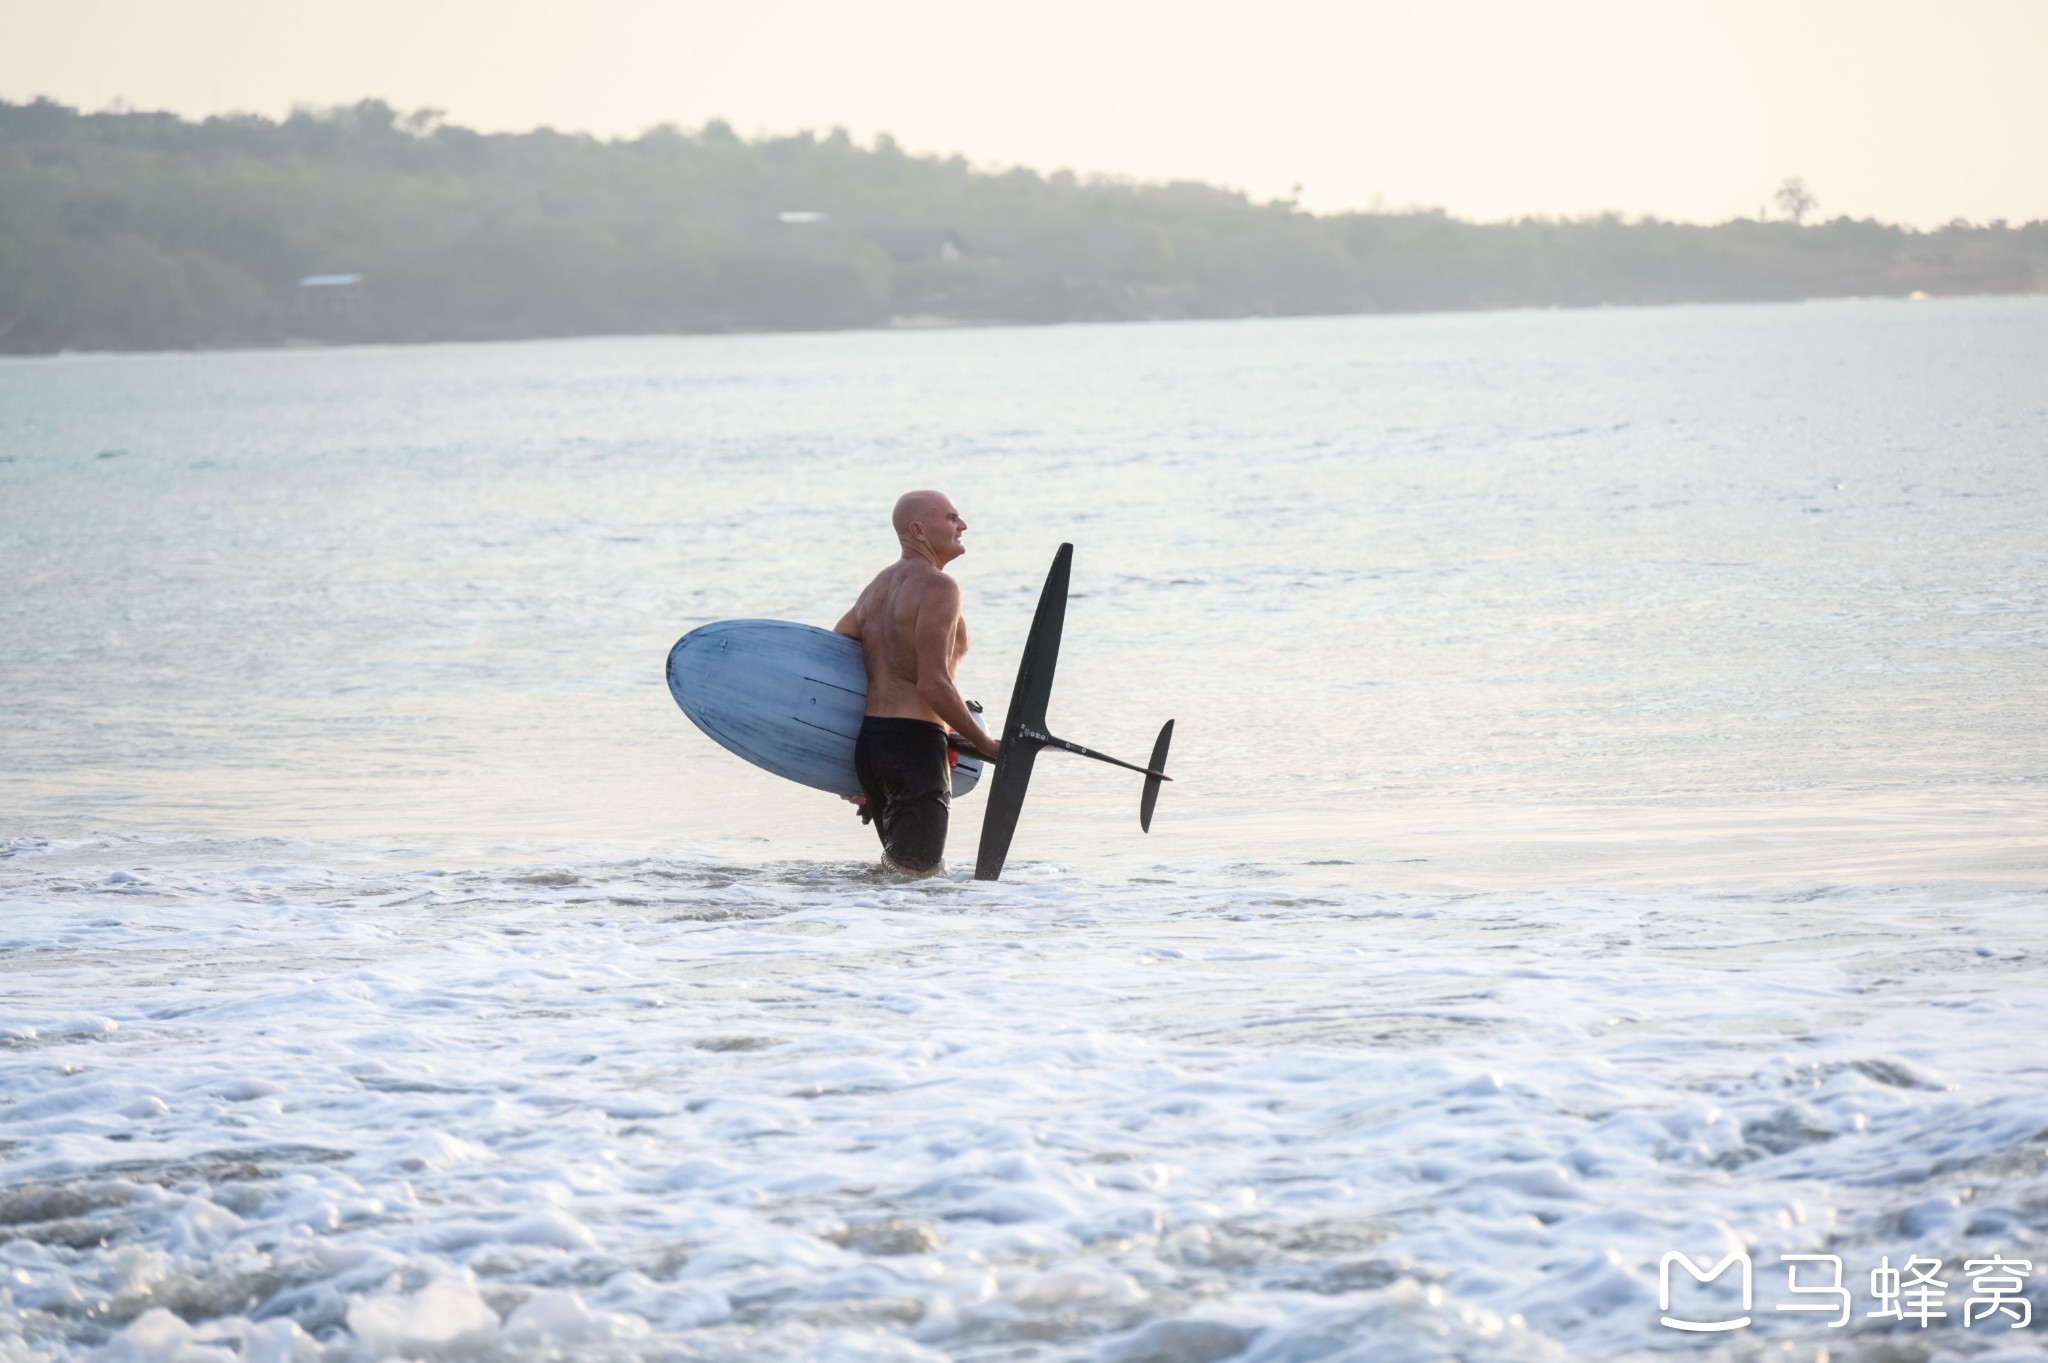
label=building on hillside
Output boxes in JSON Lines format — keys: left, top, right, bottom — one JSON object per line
{"left": 288, "top": 275, "right": 370, "bottom": 318}
{"left": 268, "top": 274, "right": 373, "bottom": 342}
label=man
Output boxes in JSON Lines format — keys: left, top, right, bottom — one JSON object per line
{"left": 834, "top": 490, "right": 1001, "bottom": 875}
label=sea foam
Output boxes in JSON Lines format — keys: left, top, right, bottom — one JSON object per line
{"left": 2, "top": 837, "right": 2042, "bottom": 1360}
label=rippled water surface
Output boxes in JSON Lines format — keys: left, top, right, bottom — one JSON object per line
{"left": 2, "top": 299, "right": 2045, "bottom": 1360}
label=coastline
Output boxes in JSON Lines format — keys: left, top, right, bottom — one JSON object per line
{"left": 1, "top": 288, "right": 2043, "bottom": 363}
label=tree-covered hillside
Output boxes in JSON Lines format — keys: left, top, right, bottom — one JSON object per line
{"left": 2, "top": 98, "right": 2043, "bottom": 353}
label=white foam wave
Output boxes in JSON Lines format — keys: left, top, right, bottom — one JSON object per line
{"left": 0, "top": 837, "right": 2042, "bottom": 1360}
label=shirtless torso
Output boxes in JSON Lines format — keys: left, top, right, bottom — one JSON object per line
{"left": 833, "top": 494, "right": 999, "bottom": 757}
{"left": 838, "top": 562, "right": 975, "bottom": 728}
{"left": 832, "top": 491, "right": 999, "bottom": 874}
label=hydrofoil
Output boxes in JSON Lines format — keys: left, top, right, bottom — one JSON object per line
{"left": 975, "top": 543, "right": 1175, "bottom": 881}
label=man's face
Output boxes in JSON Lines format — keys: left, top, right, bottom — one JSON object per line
{"left": 923, "top": 499, "right": 968, "bottom": 559}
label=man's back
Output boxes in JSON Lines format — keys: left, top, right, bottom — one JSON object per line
{"left": 845, "top": 559, "right": 967, "bottom": 723}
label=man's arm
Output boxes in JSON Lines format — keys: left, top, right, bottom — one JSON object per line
{"left": 913, "top": 579, "right": 1000, "bottom": 759}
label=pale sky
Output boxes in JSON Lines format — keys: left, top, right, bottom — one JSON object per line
{"left": 6, "top": 0, "right": 2046, "bottom": 226}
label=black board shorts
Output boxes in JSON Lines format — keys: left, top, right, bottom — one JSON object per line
{"left": 854, "top": 717, "right": 951, "bottom": 873}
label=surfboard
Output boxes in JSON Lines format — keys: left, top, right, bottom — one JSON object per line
{"left": 665, "top": 620, "right": 985, "bottom": 799}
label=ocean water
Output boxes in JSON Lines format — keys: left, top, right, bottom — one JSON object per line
{"left": 2, "top": 298, "right": 2044, "bottom": 1361}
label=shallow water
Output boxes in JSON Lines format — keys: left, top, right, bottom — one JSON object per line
{"left": 2, "top": 299, "right": 2046, "bottom": 1360}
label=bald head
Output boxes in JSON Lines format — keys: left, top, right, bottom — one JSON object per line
{"left": 891, "top": 490, "right": 968, "bottom": 566}
{"left": 892, "top": 490, "right": 948, "bottom": 540}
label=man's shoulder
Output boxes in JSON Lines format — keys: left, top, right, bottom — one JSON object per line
{"left": 914, "top": 567, "right": 963, "bottom": 605}
{"left": 869, "top": 560, "right": 960, "bottom": 612}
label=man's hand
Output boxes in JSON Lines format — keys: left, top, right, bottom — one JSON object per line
{"left": 950, "top": 730, "right": 1001, "bottom": 761}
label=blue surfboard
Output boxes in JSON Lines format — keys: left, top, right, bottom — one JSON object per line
{"left": 665, "top": 619, "right": 985, "bottom": 799}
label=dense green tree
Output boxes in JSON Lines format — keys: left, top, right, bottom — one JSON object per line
{"left": 0, "top": 98, "right": 2041, "bottom": 353}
